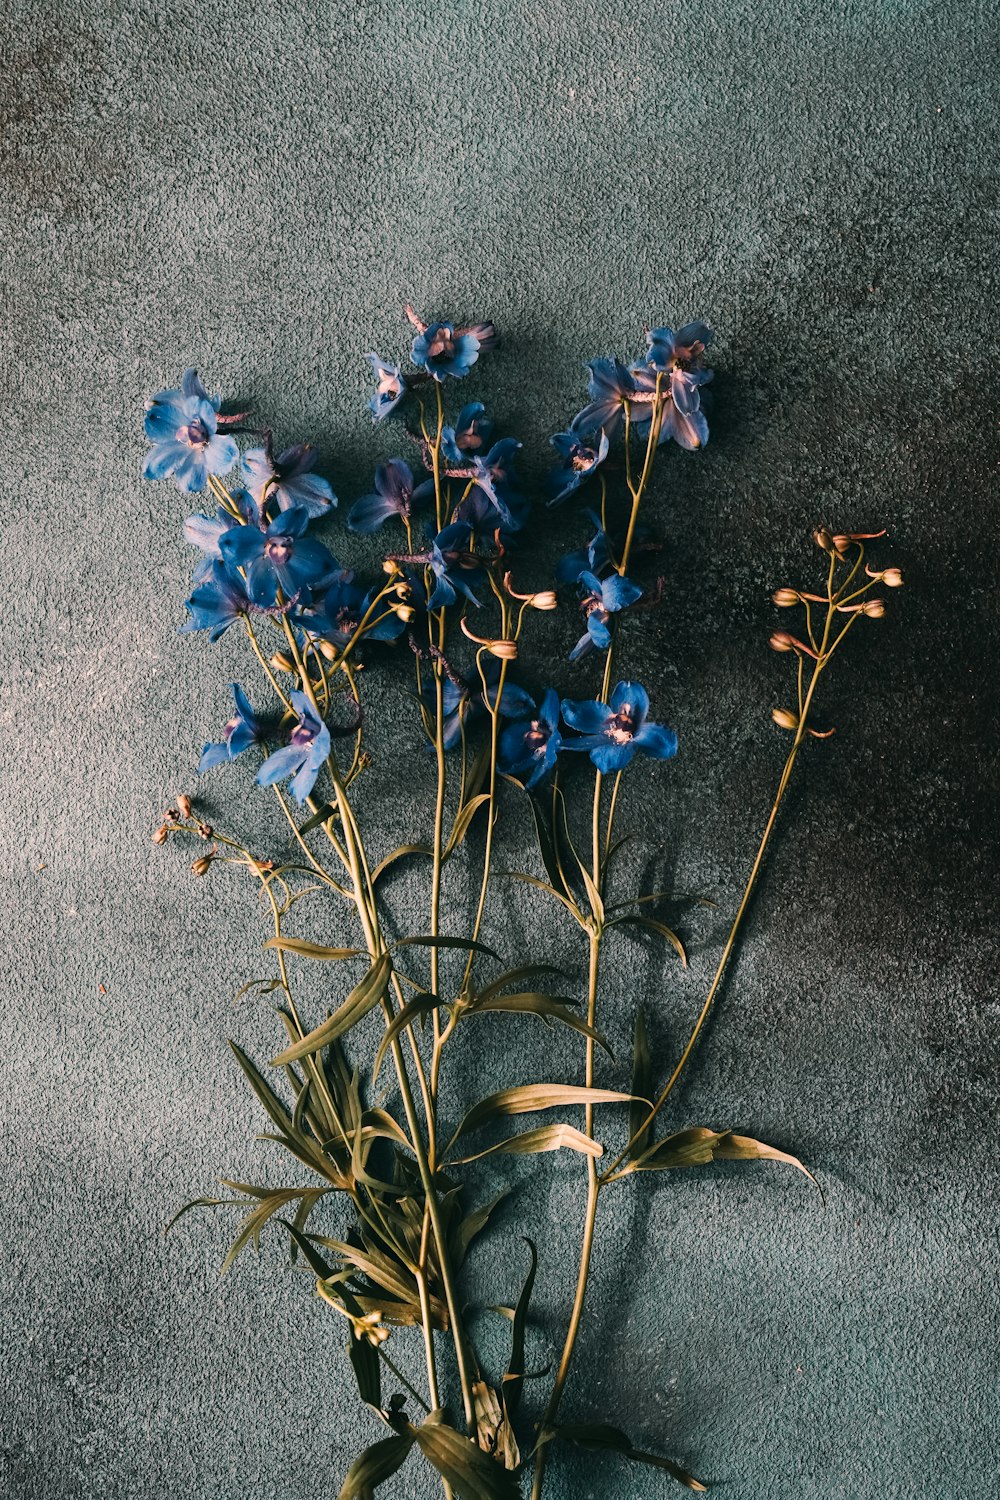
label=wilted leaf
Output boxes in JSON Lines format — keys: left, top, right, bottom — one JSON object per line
{"left": 628, "top": 1127, "right": 819, "bottom": 1189}
{"left": 452, "top": 1191, "right": 509, "bottom": 1267}
{"left": 467, "top": 991, "right": 612, "bottom": 1055}
{"left": 265, "top": 937, "right": 365, "bottom": 961}
{"left": 370, "top": 843, "right": 432, "bottom": 884}
{"left": 552, "top": 1422, "right": 706, "bottom": 1492}
{"left": 299, "top": 802, "right": 338, "bottom": 835}
{"left": 448, "top": 1122, "right": 604, "bottom": 1166}
{"left": 393, "top": 934, "right": 499, "bottom": 960}
{"left": 472, "top": 1381, "right": 520, "bottom": 1470}
{"left": 269, "top": 954, "right": 393, "bottom": 1066}
{"left": 411, "top": 1413, "right": 520, "bottom": 1499}
{"left": 618, "top": 915, "right": 688, "bottom": 966}
{"left": 503, "top": 1238, "right": 537, "bottom": 1415}
{"left": 507, "top": 871, "right": 582, "bottom": 920}
{"left": 445, "top": 793, "right": 491, "bottom": 855}
{"left": 163, "top": 1196, "right": 228, "bottom": 1234}
{"left": 473, "top": 964, "right": 563, "bottom": 1004}
{"left": 452, "top": 1083, "right": 634, "bottom": 1143}
{"left": 372, "top": 994, "right": 441, "bottom": 1083}
{"left": 524, "top": 792, "right": 571, "bottom": 898}
{"left": 338, "top": 1433, "right": 414, "bottom": 1500}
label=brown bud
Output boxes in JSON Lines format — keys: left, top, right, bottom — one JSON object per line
{"left": 316, "top": 639, "right": 338, "bottom": 661}
{"left": 191, "top": 855, "right": 213, "bottom": 877}
{"left": 881, "top": 567, "right": 903, "bottom": 587}
{"left": 769, "top": 631, "right": 796, "bottom": 652}
{"left": 197, "top": 822, "right": 213, "bottom": 839}
{"left": 813, "top": 527, "right": 834, "bottom": 553}
{"left": 392, "top": 604, "right": 415, "bottom": 623}
{"left": 152, "top": 825, "right": 169, "bottom": 845}
{"left": 164, "top": 807, "right": 180, "bottom": 822}
{"left": 772, "top": 708, "right": 799, "bottom": 730}
{"left": 862, "top": 598, "right": 886, "bottom": 618}
{"left": 270, "top": 651, "right": 295, "bottom": 672}
{"left": 176, "top": 794, "right": 192, "bottom": 819}
{"left": 486, "top": 639, "right": 518, "bottom": 660}
{"left": 772, "top": 588, "right": 800, "bottom": 607}
{"left": 382, "top": 558, "right": 402, "bottom": 576}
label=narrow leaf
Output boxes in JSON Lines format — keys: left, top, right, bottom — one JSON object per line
{"left": 299, "top": 802, "right": 338, "bottom": 835}
{"left": 338, "top": 1434, "right": 414, "bottom": 1500}
{"left": 370, "top": 842, "right": 432, "bottom": 884}
{"left": 631, "top": 1126, "right": 819, "bottom": 1189}
{"left": 472, "top": 1381, "right": 520, "bottom": 1470}
{"left": 452, "top": 1083, "right": 634, "bottom": 1142}
{"left": 622, "top": 915, "right": 688, "bottom": 966}
{"left": 445, "top": 793, "right": 491, "bottom": 855}
{"left": 473, "top": 964, "right": 563, "bottom": 1004}
{"left": 448, "top": 1123, "right": 604, "bottom": 1166}
{"left": 264, "top": 937, "right": 364, "bottom": 961}
{"left": 372, "top": 994, "right": 441, "bottom": 1083}
{"left": 507, "top": 870, "right": 582, "bottom": 919}
{"left": 393, "top": 934, "right": 500, "bottom": 960}
{"left": 269, "top": 954, "right": 392, "bottom": 1066}
{"left": 468, "top": 992, "right": 612, "bottom": 1054}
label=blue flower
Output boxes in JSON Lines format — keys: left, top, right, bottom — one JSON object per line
{"left": 421, "top": 659, "right": 534, "bottom": 750}
{"left": 548, "top": 428, "right": 610, "bottom": 505}
{"left": 184, "top": 493, "right": 259, "bottom": 581}
{"left": 256, "top": 691, "right": 331, "bottom": 804}
{"left": 348, "top": 459, "right": 423, "bottom": 534}
{"left": 408, "top": 307, "right": 498, "bottom": 382}
{"left": 631, "top": 323, "right": 713, "bottom": 450}
{"left": 571, "top": 359, "right": 636, "bottom": 439}
{"left": 441, "top": 402, "right": 494, "bottom": 462}
{"left": 561, "top": 681, "right": 677, "bottom": 773}
{"left": 219, "top": 506, "right": 336, "bottom": 606}
{"left": 241, "top": 442, "right": 336, "bottom": 518}
{"left": 180, "top": 560, "right": 257, "bottom": 641}
{"left": 366, "top": 353, "right": 408, "bottom": 420}
{"left": 569, "top": 571, "right": 643, "bottom": 661}
{"left": 305, "top": 571, "right": 404, "bottom": 649}
{"left": 426, "top": 522, "right": 483, "bottom": 609}
{"left": 629, "top": 361, "right": 709, "bottom": 450}
{"left": 143, "top": 368, "right": 239, "bottom": 493}
{"left": 199, "top": 684, "right": 272, "bottom": 772}
{"left": 499, "top": 688, "right": 563, "bottom": 789}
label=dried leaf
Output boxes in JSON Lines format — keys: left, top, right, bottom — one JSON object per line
{"left": 372, "top": 994, "right": 441, "bottom": 1083}
{"left": 338, "top": 1434, "right": 414, "bottom": 1500}
{"left": 370, "top": 843, "right": 432, "bottom": 884}
{"left": 269, "top": 955, "right": 393, "bottom": 1066}
{"left": 552, "top": 1422, "right": 706, "bottom": 1492}
{"left": 473, "top": 964, "right": 563, "bottom": 1004}
{"left": 264, "top": 937, "right": 364, "bottom": 961}
{"left": 630, "top": 1126, "right": 819, "bottom": 1190}
{"left": 452, "top": 1083, "right": 634, "bottom": 1142}
{"left": 467, "top": 991, "right": 612, "bottom": 1055}
{"left": 503, "top": 1238, "right": 537, "bottom": 1415}
{"left": 445, "top": 793, "right": 491, "bottom": 856}
{"left": 472, "top": 1381, "right": 520, "bottom": 1470}
{"left": 448, "top": 1122, "right": 604, "bottom": 1166}
{"left": 619, "top": 914, "right": 688, "bottom": 966}
{"left": 410, "top": 1413, "right": 520, "bottom": 1499}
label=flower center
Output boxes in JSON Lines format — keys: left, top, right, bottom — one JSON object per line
{"left": 178, "top": 417, "right": 210, "bottom": 448}
{"left": 606, "top": 704, "right": 635, "bottom": 744}
{"left": 525, "top": 721, "right": 548, "bottom": 755}
{"left": 427, "top": 328, "right": 455, "bottom": 360}
{"left": 265, "top": 538, "right": 292, "bottom": 565}
{"left": 291, "top": 722, "right": 315, "bottom": 747}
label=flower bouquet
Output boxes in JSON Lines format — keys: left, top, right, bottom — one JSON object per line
{"left": 148, "top": 306, "right": 901, "bottom": 1498}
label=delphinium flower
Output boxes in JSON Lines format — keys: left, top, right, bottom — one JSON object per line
{"left": 418, "top": 432, "right": 527, "bottom": 538}
{"left": 183, "top": 493, "right": 260, "bottom": 581}
{"left": 441, "top": 402, "right": 493, "bottom": 461}
{"left": 366, "top": 353, "right": 408, "bottom": 420}
{"left": 421, "top": 659, "right": 535, "bottom": 750}
{"left": 407, "top": 304, "right": 499, "bottom": 381}
{"left": 199, "top": 685, "right": 272, "bottom": 772}
{"left": 423, "top": 522, "right": 484, "bottom": 609}
{"left": 568, "top": 571, "right": 643, "bottom": 661}
{"left": 629, "top": 322, "right": 713, "bottom": 450}
{"left": 561, "top": 680, "right": 677, "bottom": 772}
{"left": 143, "top": 368, "right": 239, "bottom": 493}
{"left": 180, "top": 560, "right": 258, "bottom": 641}
{"left": 347, "top": 459, "right": 424, "bottom": 535}
{"left": 218, "top": 506, "right": 337, "bottom": 605}
{"left": 548, "top": 428, "right": 610, "bottom": 505}
{"left": 240, "top": 440, "right": 336, "bottom": 518}
{"left": 255, "top": 691, "right": 330, "bottom": 803}
{"left": 571, "top": 359, "right": 636, "bottom": 439}
{"left": 498, "top": 688, "right": 563, "bottom": 788}
{"left": 555, "top": 511, "right": 614, "bottom": 583}
{"left": 303, "top": 570, "right": 405, "bottom": 651}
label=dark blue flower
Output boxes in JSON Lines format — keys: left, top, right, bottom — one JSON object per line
{"left": 426, "top": 522, "right": 483, "bottom": 609}
{"left": 571, "top": 359, "right": 636, "bottom": 439}
{"left": 304, "top": 571, "right": 404, "bottom": 649}
{"left": 184, "top": 493, "right": 260, "bottom": 581}
{"left": 256, "top": 691, "right": 331, "bottom": 804}
{"left": 561, "top": 681, "right": 677, "bottom": 773}
{"left": 199, "top": 684, "right": 272, "bottom": 772}
{"left": 348, "top": 459, "right": 423, "bottom": 534}
{"left": 441, "top": 402, "right": 494, "bottom": 462}
{"left": 548, "top": 428, "right": 610, "bottom": 505}
{"left": 408, "top": 307, "right": 498, "bottom": 382}
{"left": 499, "top": 688, "right": 563, "bottom": 789}
{"left": 569, "top": 571, "right": 643, "bottom": 661}
{"left": 180, "top": 560, "right": 257, "bottom": 641}
{"left": 219, "top": 506, "right": 336, "bottom": 606}
{"left": 241, "top": 443, "right": 336, "bottom": 518}
{"left": 143, "top": 368, "right": 239, "bottom": 493}
{"left": 367, "top": 353, "right": 408, "bottom": 420}
{"left": 421, "top": 659, "right": 534, "bottom": 751}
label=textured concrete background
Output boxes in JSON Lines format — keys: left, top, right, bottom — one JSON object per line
{"left": 2, "top": 1, "right": 998, "bottom": 1496}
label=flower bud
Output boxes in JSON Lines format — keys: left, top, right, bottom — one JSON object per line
{"left": 152, "top": 825, "right": 169, "bottom": 845}
{"left": 772, "top": 707, "right": 799, "bottom": 730}
{"left": 772, "top": 588, "right": 800, "bottom": 607}
{"left": 164, "top": 807, "right": 180, "bottom": 822}
{"left": 529, "top": 590, "right": 558, "bottom": 611}
{"left": 881, "top": 567, "right": 903, "bottom": 587}
{"left": 862, "top": 598, "right": 886, "bottom": 618}
{"left": 813, "top": 527, "right": 834, "bottom": 554}
{"left": 382, "top": 558, "right": 402, "bottom": 576}
{"left": 317, "top": 639, "right": 338, "bottom": 661}
{"left": 769, "top": 631, "right": 796, "bottom": 652}
{"left": 486, "top": 639, "right": 518, "bottom": 660}
{"left": 191, "top": 855, "right": 213, "bottom": 877}
{"left": 270, "top": 651, "right": 295, "bottom": 672}
{"left": 176, "top": 794, "right": 192, "bottom": 819}
{"left": 197, "top": 822, "right": 213, "bottom": 839}
{"left": 392, "top": 604, "right": 415, "bottom": 623}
